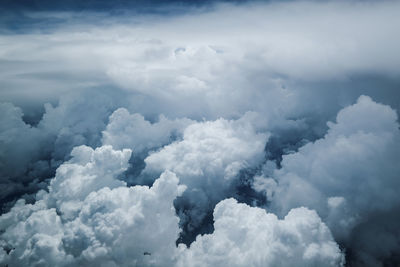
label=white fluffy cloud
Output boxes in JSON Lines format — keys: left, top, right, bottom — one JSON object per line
{"left": 1, "top": 95, "right": 399, "bottom": 266}
{"left": 144, "top": 113, "right": 268, "bottom": 181}
{"left": 0, "top": 145, "right": 186, "bottom": 267}
{"left": 143, "top": 113, "right": 269, "bottom": 232}
{"left": 0, "top": 142, "right": 345, "bottom": 267}
{"left": 269, "top": 95, "right": 400, "bottom": 224}
{"left": 0, "top": 88, "right": 127, "bottom": 206}
{"left": 177, "top": 198, "right": 344, "bottom": 267}
{"left": 254, "top": 95, "right": 400, "bottom": 265}
{"left": 102, "top": 107, "right": 194, "bottom": 153}
{"left": 1, "top": 1, "right": 400, "bottom": 266}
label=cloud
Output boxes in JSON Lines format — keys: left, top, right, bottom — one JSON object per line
{"left": 0, "top": 143, "right": 345, "bottom": 267}
{"left": 0, "top": 145, "right": 186, "bottom": 266}
{"left": 0, "top": 103, "right": 50, "bottom": 205}
{"left": 0, "top": 88, "right": 128, "bottom": 210}
{"left": 254, "top": 95, "right": 400, "bottom": 265}
{"left": 143, "top": 113, "right": 269, "bottom": 239}
{"left": 0, "top": 103, "right": 43, "bottom": 179}
{"left": 177, "top": 198, "right": 344, "bottom": 267}
{"left": 1, "top": 1, "right": 400, "bottom": 120}
{"left": 144, "top": 113, "right": 268, "bottom": 181}
{"left": 102, "top": 107, "right": 194, "bottom": 153}
{"left": 1, "top": 1, "right": 400, "bottom": 266}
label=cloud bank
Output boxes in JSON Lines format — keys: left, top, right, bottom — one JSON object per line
{"left": 0, "top": 144, "right": 344, "bottom": 267}
{"left": 1, "top": 0, "right": 400, "bottom": 266}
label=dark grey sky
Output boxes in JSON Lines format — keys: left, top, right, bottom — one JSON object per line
{"left": 1, "top": 0, "right": 257, "bottom": 13}
{"left": 0, "top": 0, "right": 255, "bottom": 33}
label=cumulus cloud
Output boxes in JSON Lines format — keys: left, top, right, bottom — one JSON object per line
{"left": 144, "top": 113, "right": 268, "bottom": 181}
{"left": 177, "top": 198, "right": 344, "bottom": 267}
{"left": 254, "top": 96, "right": 400, "bottom": 265}
{"left": 1, "top": 0, "right": 400, "bottom": 266}
{"left": 0, "top": 143, "right": 345, "bottom": 267}
{"left": 142, "top": 113, "right": 269, "bottom": 239}
{"left": 0, "top": 145, "right": 185, "bottom": 266}
{"left": 102, "top": 107, "right": 194, "bottom": 153}
{"left": 39, "top": 88, "right": 127, "bottom": 162}
{"left": 0, "top": 88, "right": 128, "bottom": 211}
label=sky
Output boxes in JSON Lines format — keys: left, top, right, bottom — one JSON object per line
{"left": 1, "top": 0, "right": 400, "bottom": 266}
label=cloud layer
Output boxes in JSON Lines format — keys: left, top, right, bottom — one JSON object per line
{"left": 1, "top": 1, "right": 400, "bottom": 266}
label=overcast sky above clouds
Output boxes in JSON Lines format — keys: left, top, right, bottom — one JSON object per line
{"left": 1, "top": 0, "right": 400, "bottom": 266}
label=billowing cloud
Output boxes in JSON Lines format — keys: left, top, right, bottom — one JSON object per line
{"left": 1, "top": 0, "right": 400, "bottom": 266}
{"left": 144, "top": 113, "right": 268, "bottom": 181}
{"left": 254, "top": 96, "right": 400, "bottom": 265}
{"left": 0, "top": 88, "right": 127, "bottom": 210}
{"left": 102, "top": 107, "right": 194, "bottom": 153}
{"left": 177, "top": 198, "right": 344, "bottom": 267}
{"left": 1, "top": 143, "right": 345, "bottom": 267}
{"left": 0, "top": 145, "right": 185, "bottom": 266}
{"left": 143, "top": 113, "right": 269, "bottom": 238}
